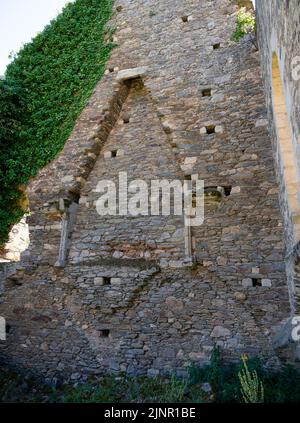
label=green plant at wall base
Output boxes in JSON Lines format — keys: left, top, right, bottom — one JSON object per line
{"left": 164, "top": 374, "right": 187, "bottom": 403}
{"left": 238, "top": 354, "right": 264, "bottom": 403}
{"left": 0, "top": 0, "right": 115, "bottom": 246}
{"left": 231, "top": 8, "right": 256, "bottom": 42}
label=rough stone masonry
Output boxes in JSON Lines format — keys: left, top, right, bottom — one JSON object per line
{"left": 0, "top": 0, "right": 295, "bottom": 383}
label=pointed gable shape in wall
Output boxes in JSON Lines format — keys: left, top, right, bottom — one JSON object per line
{"left": 68, "top": 78, "right": 186, "bottom": 265}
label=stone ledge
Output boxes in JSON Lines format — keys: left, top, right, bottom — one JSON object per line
{"left": 67, "top": 257, "right": 160, "bottom": 271}
{"left": 116, "top": 67, "right": 148, "bottom": 81}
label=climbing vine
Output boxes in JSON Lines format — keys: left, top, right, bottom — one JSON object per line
{"left": 0, "top": 0, "right": 115, "bottom": 246}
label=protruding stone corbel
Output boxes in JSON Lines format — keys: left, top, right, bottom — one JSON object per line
{"left": 116, "top": 67, "right": 148, "bottom": 82}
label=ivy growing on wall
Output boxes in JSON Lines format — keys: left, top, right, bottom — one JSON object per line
{"left": 0, "top": 0, "right": 115, "bottom": 246}
{"left": 0, "top": 81, "right": 29, "bottom": 246}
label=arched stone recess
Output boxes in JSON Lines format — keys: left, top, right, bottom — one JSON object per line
{"left": 271, "top": 51, "right": 300, "bottom": 312}
{"left": 272, "top": 53, "right": 300, "bottom": 243}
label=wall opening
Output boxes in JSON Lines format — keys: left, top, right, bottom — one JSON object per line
{"left": 100, "top": 329, "right": 110, "bottom": 337}
{"left": 223, "top": 186, "right": 232, "bottom": 196}
{"left": 213, "top": 43, "right": 220, "bottom": 50}
{"left": 181, "top": 15, "right": 190, "bottom": 23}
{"left": 202, "top": 88, "right": 212, "bottom": 97}
{"left": 204, "top": 186, "right": 232, "bottom": 198}
{"left": 252, "top": 278, "right": 262, "bottom": 287}
{"left": 206, "top": 125, "right": 216, "bottom": 134}
{"left": 103, "top": 277, "right": 111, "bottom": 286}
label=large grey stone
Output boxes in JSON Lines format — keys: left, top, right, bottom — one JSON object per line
{"left": 116, "top": 67, "right": 148, "bottom": 81}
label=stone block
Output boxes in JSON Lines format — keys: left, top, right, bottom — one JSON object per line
{"left": 215, "top": 125, "right": 224, "bottom": 133}
{"left": 234, "top": 292, "right": 247, "bottom": 301}
{"left": 211, "top": 326, "right": 231, "bottom": 338}
{"left": 242, "top": 278, "right": 253, "bottom": 287}
{"left": 117, "top": 149, "right": 125, "bottom": 157}
{"left": 116, "top": 67, "right": 148, "bottom": 81}
{"left": 104, "top": 151, "right": 112, "bottom": 159}
{"left": 184, "top": 157, "right": 197, "bottom": 165}
{"left": 111, "top": 277, "right": 121, "bottom": 285}
{"left": 231, "top": 186, "right": 241, "bottom": 194}
{"left": 255, "top": 118, "right": 268, "bottom": 127}
{"left": 262, "top": 279, "right": 272, "bottom": 287}
{"left": 94, "top": 277, "right": 104, "bottom": 286}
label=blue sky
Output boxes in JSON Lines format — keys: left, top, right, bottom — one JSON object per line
{"left": 0, "top": 0, "right": 74, "bottom": 75}
{"left": 0, "top": 0, "right": 256, "bottom": 76}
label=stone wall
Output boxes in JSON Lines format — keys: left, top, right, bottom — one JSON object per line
{"left": 256, "top": 0, "right": 300, "bottom": 312}
{"left": 0, "top": 0, "right": 292, "bottom": 382}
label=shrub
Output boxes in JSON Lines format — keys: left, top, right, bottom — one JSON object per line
{"left": 238, "top": 354, "right": 264, "bottom": 403}
{"left": 231, "top": 7, "right": 256, "bottom": 43}
{"left": 0, "top": 0, "right": 114, "bottom": 245}
{"left": 0, "top": 80, "right": 30, "bottom": 245}
{"left": 2, "top": 360, "right": 300, "bottom": 403}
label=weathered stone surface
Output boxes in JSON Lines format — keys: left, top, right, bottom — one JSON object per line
{"left": 234, "top": 292, "right": 247, "bottom": 302}
{"left": 0, "top": 0, "right": 294, "bottom": 383}
{"left": 242, "top": 278, "right": 253, "bottom": 288}
{"left": 211, "top": 326, "right": 231, "bottom": 338}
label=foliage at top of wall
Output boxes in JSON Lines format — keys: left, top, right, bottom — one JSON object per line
{"left": 0, "top": 0, "right": 115, "bottom": 246}
{"left": 231, "top": 7, "right": 256, "bottom": 43}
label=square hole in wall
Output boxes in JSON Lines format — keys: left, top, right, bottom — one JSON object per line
{"left": 252, "top": 278, "right": 262, "bottom": 287}
{"left": 202, "top": 88, "right": 212, "bottom": 97}
{"left": 223, "top": 186, "right": 232, "bottom": 197}
{"left": 206, "top": 125, "right": 216, "bottom": 134}
{"left": 184, "top": 174, "right": 192, "bottom": 181}
{"left": 108, "top": 67, "right": 115, "bottom": 73}
{"left": 103, "top": 277, "right": 111, "bottom": 286}
{"left": 111, "top": 150, "right": 118, "bottom": 158}
{"left": 100, "top": 329, "right": 110, "bottom": 337}
{"left": 181, "top": 15, "right": 189, "bottom": 22}
{"left": 204, "top": 186, "right": 223, "bottom": 203}
{"left": 213, "top": 43, "right": 221, "bottom": 50}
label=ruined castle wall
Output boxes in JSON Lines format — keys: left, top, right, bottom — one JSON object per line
{"left": 0, "top": 0, "right": 292, "bottom": 382}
